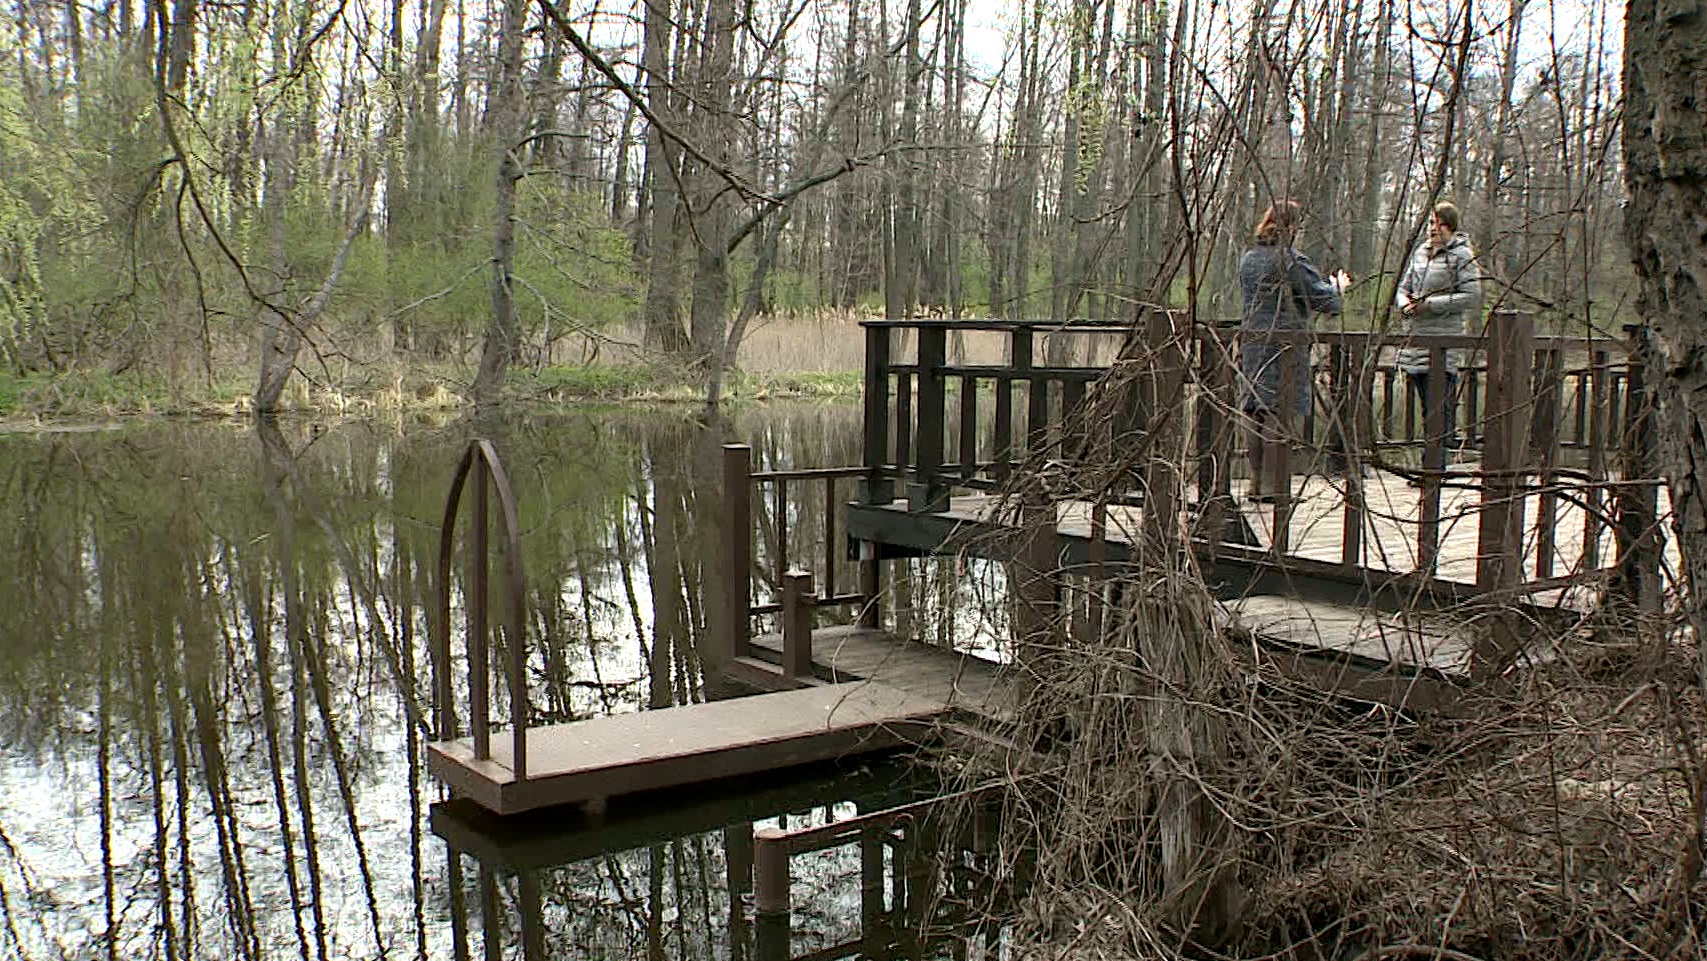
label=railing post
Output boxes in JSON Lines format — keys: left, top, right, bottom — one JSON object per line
{"left": 1193, "top": 326, "right": 1227, "bottom": 547}
{"left": 863, "top": 324, "right": 894, "bottom": 505}
{"left": 1142, "top": 310, "right": 1186, "bottom": 552}
{"left": 781, "top": 569, "right": 816, "bottom": 678}
{"left": 1476, "top": 311, "right": 1533, "bottom": 594}
{"left": 1021, "top": 326, "right": 1048, "bottom": 455}
{"left": 1533, "top": 348, "right": 1564, "bottom": 578}
{"left": 992, "top": 327, "right": 1022, "bottom": 481}
{"left": 1014, "top": 478, "right": 1059, "bottom": 666}
{"left": 959, "top": 373, "right": 980, "bottom": 482}
{"left": 1326, "top": 341, "right": 1350, "bottom": 475}
{"left": 1475, "top": 311, "right": 1533, "bottom": 677}
{"left": 723, "top": 444, "right": 753, "bottom": 660}
{"left": 909, "top": 324, "right": 950, "bottom": 511}
{"left": 1418, "top": 346, "right": 1447, "bottom": 575}
{"left": 1613, "top": 333, "right": 1661, "bottom": 614}
{"left": 754, "top": 828, "right": 792, "bottom": 961}
{"left": 1583, "top": 348, "right": 1611, "bottom": 569}
{"left": 1341, "top": 337, "right": 1371, "bottom": 570}
{"left": 481, "top": 445, "right": 531, "bottom": 783}
{"left": 1270, "top": 335, "right": 1298, "bottom": 555}
{"left": 435, "top": 440, "right": 531, "bottom": 777}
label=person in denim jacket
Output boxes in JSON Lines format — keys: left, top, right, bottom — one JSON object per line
{"left": 1395, "top": 201, "right": 1483, "bottom": 480}
{"left": 1238, "top": 200, "right": 1350, "bottom": 501}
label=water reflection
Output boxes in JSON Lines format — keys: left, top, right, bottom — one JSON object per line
{"left": 431, "top": 759, "right": 1009, "bottom": 961}
{"left": 0, "top": 405, "right": 997, "bottom": 960}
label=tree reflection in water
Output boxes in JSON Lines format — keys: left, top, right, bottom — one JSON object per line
{"left": 0, "top": 406, "right": 1006, "bottom": 960}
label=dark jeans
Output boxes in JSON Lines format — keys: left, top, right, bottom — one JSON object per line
{"left": 1407, "top": 370, "right": 1459, "bottom": 472}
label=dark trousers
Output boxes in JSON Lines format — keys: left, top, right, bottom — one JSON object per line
{"left": 1407, "top": 370, "right": 1459, "bottom": 472}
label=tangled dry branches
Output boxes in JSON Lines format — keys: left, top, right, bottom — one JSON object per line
{"left": 932, "top": 319, "right": 1706, "bottom": 960}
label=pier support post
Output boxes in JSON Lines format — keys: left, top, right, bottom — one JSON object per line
{"left": 725, "top": 824, "right": 755, "bottom": 956}
{"left": 754, "top": 828, "right": 792, "bottom": 961}
{"left": 857, "top": 540, "right": 882, "bottom": 630}
{"left": 860, "top": 826, "right": 888, "bottom": 955}
{"left": 781, "top": 570, "right": 816, "bottom": 678}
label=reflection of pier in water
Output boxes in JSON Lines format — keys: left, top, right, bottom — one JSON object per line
{"left": 431, "top": 759, "right": 1012, "bottom": 960}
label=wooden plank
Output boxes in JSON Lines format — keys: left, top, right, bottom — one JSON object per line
{"left": 428, "top": 682, "right": 944, "bottom": 815}
{"left": 1221, "top": 595, "right": 1476, "bottom": 675}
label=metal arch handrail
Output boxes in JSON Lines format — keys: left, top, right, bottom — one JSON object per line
{"left": 433, "top": 439, "right": 532, "bottom": 783}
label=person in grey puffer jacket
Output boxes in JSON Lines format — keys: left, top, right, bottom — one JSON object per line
{"left": 1395, "top": 202, "right": 1482, "bottom": 476}
{"left": 1238, "top": 200, "right": 1350, "bottom": 501}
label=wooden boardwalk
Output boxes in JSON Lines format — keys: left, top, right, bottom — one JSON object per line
{"left": 853, "top": 465, "right": 1671, "bottom": 609}
{"left": 423, "top": 317, "right": 1669, "bottom": 820}
{"left": 428, "top": 682, "right": 943, "bottom": 816}
{"left": 745, "top": 625, "right": 1017, "bottom": 721}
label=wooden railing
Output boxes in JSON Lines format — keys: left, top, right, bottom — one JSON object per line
{"left": 722, "top": 444, "right": 882, "bottom": 673}
{"left": 859, "top": 314, "right": 1660, "bottom": 604}
{"left": 861, "top": 318, "right": 1133, "bottom": 511}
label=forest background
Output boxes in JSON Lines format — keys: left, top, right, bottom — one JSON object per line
{"left": 0, "top": 0, "right": 1626, "bottom": 415}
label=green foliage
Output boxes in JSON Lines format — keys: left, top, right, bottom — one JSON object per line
{"left": 0, "top": 367, "right": 251, "bottom": 416}
{"left": 511, "top": 183, "right": 641, "bottom": 333}
{"left": 0, "top": 46, "right": 115, "bottom": 372}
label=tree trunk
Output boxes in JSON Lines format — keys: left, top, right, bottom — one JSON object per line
{"left": 1351, "top": 0, "right": 1393, "bottom": 284}
{"left": 1622, "top": 0, "right": 1707, "bottom": 918}
{"left": 641, "top": 0, "right": 691, "bottom": 352}
{"left": 685, "top": 0, "right": 737, "bottom": 381}
{"left": 470, "top": 0, "right": 530, "bottom": 405}
{"left": 1624, "top": 0, "right": 1705, "bottom": 650}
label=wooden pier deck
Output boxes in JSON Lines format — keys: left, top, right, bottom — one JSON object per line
{"left": 428, "top": 682, "right": 944, "bottom": 816}
{"left": 423, "top": 316, "right": 1668, "bottom": 820}
{"left": 742, "top": 625, "right": 1017, "bottom": 720}
{"left": 851, "top": 466, "right": 1634, "bottom": 608}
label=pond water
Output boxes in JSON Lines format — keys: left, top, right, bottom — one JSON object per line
{"left": 0, "top": 405, "right": 1008, "bottom": 961}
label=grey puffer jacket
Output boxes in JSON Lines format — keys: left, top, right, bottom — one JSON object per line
{"left": 1395, "top": 234, "right": 1482, "bottom": 374}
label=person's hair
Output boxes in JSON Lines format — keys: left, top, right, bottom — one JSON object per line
{"left": 1253, "top": 200, "right": 1303, "bottom": 246}
{"left": 1432, "top": 201, "right": 1461, "bottom": 233}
